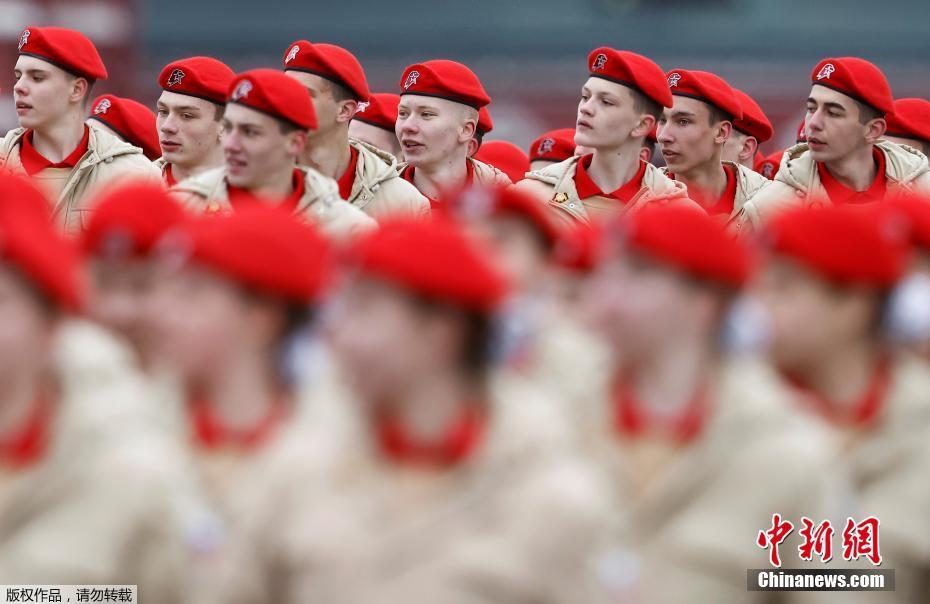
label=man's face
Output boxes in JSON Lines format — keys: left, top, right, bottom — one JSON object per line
{"left": 754, "top": 257, "right": 875, "bottom": 371}
{"left": 156, "top": 91, "right": 223, "bottom": 168}
{"left": 580, "top": 251, "right": 706, "bottom": 360}
{"left": 396, "top": 95, "right": 473, "bottom": 167}
{"left": 90, "top": 259, "right": 160, "bottom": 362}
{"left": 326, "top": 276, "right": 457, "bottom": 404}
{"left": 349, "top": 120, "right": 402, "bottom": 158}
{"left": 13, "top": 56, "right": 78, "bottom": 130}
{"left": 805, "top": 85, "right": 874, "bottom": 163}
{"left": 285, "top": 71, "right": 343, "bottom": 138}
{"left": 658, "top": 96, "right": 726, "bottom": 174}
{"left": 148, "top": 264, "right": 252, "bottom": 380}
{"left": 221, "top": 103, "right": 299, "bottom": 189}
{"left": 575, "top": 77, "right": 646, "bottom": 150}
{"left": 0, "top": 263, "right": 57, "bottom": 385}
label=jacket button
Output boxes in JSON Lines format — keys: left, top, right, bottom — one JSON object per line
{"left": 371, "top": 184, "right": 380, "bottom": 192}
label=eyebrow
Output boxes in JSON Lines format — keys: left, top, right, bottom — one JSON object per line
{"left": 14, "top": 68, "right": 50, "bottom": 76}
{"left": 667, "top": 110, "right": 698, "bottom": 119}
{"left": 807, "top": 97, "right": 848, "bottom": 112}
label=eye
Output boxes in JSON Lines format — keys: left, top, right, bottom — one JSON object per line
{"left": 580, "top": 94, "right": 590, "bottom": 102}
{"left": 677, "top": 119, "right": 689, "bottom": 127}
{"left": 658, "top": 117, "right": 667, "bottom": 125}
{"left": 157, "top": 109, "right": 168, "bottom": 117}
{"left": 182, "top": 113, "right": 194, "bottom": 120}
{"left": 422, "top": 112, "right": 435, "bottom": 119}
{"left": 602, "top": 99, "right": 615, "bottom": 106}
{"left": 828, "top": 111, "right": 841, "bottom": 118}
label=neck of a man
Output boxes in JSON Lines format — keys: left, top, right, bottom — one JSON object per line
{"left": 301, "top": 124, "right": 352, "bottom": 180}
{"left": 31, "top": 110, "right": 85, "bottom": 163}
{"left": 624, "top": 335, "right": 715, "bottom": 417}
{"left": 677, "top": 150, "right": 727, "bottom": 207}
{"left": 0, "top": 366, "right": 44, "bottom": 443}
{"left": 823, "top": 143, "right": 877, "bottom": 192}
{"left": 242, "top": 162, "right": 296, "bottom": 201}
{"left": 386, "top": 368, "right": 479, "bottom": 442}
{"left": 412, "top": 147, "right": 469, "bottom": 199}
{"left": 199, "top": 349, "right": 280, "bottom": 432}
{"left": 792, "top": 336, "right": 883, "bottom": 410}
{"left": 173, "top": 144, "right": 225, "bottom": 183}
{"left": 587, "top": 137, "right": 644, "bottom": 193}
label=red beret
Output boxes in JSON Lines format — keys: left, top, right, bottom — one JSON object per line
{"left": 553, "top": 223, "right": 602, "bottom": 273}
{"left": 17, "top": 26, "right": 107, "bottom": 81}
{"left": 885, "top": 98, "right": 930, "bottom": 144}
{"left": 529, "top": 128, "right": 576, "bottom": 162}
{"left": 732, "top": 89, "right": 773, "bottom": 142}
{"left": 755, "top": 150, "right": 783, "bottom": 180}
{"left": 588, "top": 47, "right": 673, "bottom": 109}
{"left": 83, "top": 182, "right": 185, "bottom": 258}
{"left": 0, "top": 175, "right": 83, "bottom": 310}
{"left": 228, "top": 69, "right": 317, "bottom": 130}
{"left": 610, "top": 205, "right": 753, "bottom": 287}
{"left": 353, "top": 92, "right": 399, "bottom": 132}
{"left": 474, "top": 141, "right": 530, "bottom": 183}
{"left": 477, "top": 107, "right": 494, "bottom": 135}
{"left": 796, "top": 118, "right": 808, "bottom": 143}
{"left": 448, "top": 185, "right": 558, "bottom": 248}
{"left": 175, "top": 206, "right": 330, "bottom": 303}
{"left": 810, "top": 57, "right": 894, "bottom": 115}
{"left": 767, "top": 206, "right": 908, "bottom": 287}
{"left": 89, "top": 95, "right": 161, "bottom": 161}
{"left": 159, "top": 56, "right": 235, "bottom": 106}
{"left": 399, "top": 60, "right": 490, "bottom": 110}
{"left": 349, "top": 217, "right": 509, "bottom": 312}
{"left": 879, "top": 194, "right": 930, "bottom": 252}
{"left": 282, "top": 40, "right": 370, "bottom": 102}
{"left": 666, "top": 69, "right": 743, "bottom": 121}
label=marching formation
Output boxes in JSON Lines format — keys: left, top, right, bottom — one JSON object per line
{"left": 2, "top": 23, "right": 930, "bottom": 604}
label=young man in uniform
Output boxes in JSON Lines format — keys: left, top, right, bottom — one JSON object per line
{"left": 883, "top": 97, "right": 930, "bottom": 155}
{"left": 155, "top": 56, "right": 235, "bottom": 186}
{"left": 737, "top": 58, "right": 930, "bottom": 231}
{"left": 657, "top": 69, "right": 771, "bottom": 221}
{"left": 0, "top": 175, "right": 191, "bottom": 601}
{"left": 577, "top": 205, "right": 837, "bottom": 601}
{"left": 721, "top": 88, "right": 774, "bottom": 170}
{"left": 395, "top": 59, "right": 511, "bottom": 206}
{"left": 756, "top": 205, "right": 930, "bottom": 603}
{"left": 219, "top": 217, "right": 613, "bottom": 603}
{"left": 2, "top": 26, "right": 159, "bottom": 234}
{"left": 348, "top": 92, "right": 403, "bottom": 158}
{"left": 170, "top": 69, "right": 375, "bottom": 239}
{"left": 283, "top": 40, "right": 428, "bottom": 219}
{"left": 517, "top": 48, "right": 687, "bottom": 226}
{"left": 87, "top": 94, "right": 161, "bottom": 160}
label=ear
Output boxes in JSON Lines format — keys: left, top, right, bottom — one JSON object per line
{"left": 466, "top": 137, "right": 479, "bottom": 157}
{"left": 459, "top": 118, "right": 477, "bottom": 144}
{"left": 69, "top": 77, "right": 89, "bottom": 105}
{"left": 289, "top": 129, "right": 308, "bottom": 157}
{"left": 864, "top": 117, "right": 887, "bottom": 145}
{"left": 740, "top": 136, "right": 759, "bottom": 164}
{"left": 714, "top": 121, "right": 732, "bottom": 145}
{"left": 631, "top": 114, "right": 657, "bottom": 140}
{"left": 639, "top": 146, "right": 652, "bottom": 163}
{"left": 336, "top": 99, "right": 359, "bottom": 125}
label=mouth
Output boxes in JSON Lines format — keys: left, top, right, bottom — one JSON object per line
{"left": 160, "top": 140, "right": 181, "bottom": 151}
{"left": 15, "top": 101, "right": 32, "bottom": 113}
{"left": 808, "top": 137, "right": 826, "bottom": 148}
{"left": 226, "top": 156, "right": 248, "bottom": 172}
{"left": 576, "top": 120, "right": 592, "bottom": 130}
{"left": 402, "top": 140, "right": 424, "bottom": 152}
{"left": 661, "top": 150, "right": 680, "bottom": 161}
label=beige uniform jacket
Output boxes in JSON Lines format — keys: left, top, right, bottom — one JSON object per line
{"left": 170, "top": 165, "right": 376, "bottom": 239}
{"left": 0, "top": 322, "right": 193, "bottom": 603}
{"left": 515, "top": 155, "right": 690, "bottom": 227}
{"left": 396, "top": 157, "right": 513, "bottom": 197}
{"left": 660, "top": 160, "right": 772, "bottom": 222}
{"left": 736, "top": 140, "right": 930, "bottom": 233}
{"left": 346, "top": 139, "right": 430, "bottom": 219}
{"left": 0, "top": 124, "right": 161, "bottom": 235}
{"left": 219, "top": 371, "right": 614, "bottom": 604}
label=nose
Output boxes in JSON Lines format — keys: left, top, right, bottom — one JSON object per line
{"left": 398, "top": 115, "right": 418, "bottom": 136}
{"left": 12, "top": 75, "right": 27, "bottom": 96}
{"left": 222, "top": 130, "right": 240, "bottom": 153}
{"left": 806, "top": 110, "right": 823, "bottom": 133}
{"left": 158, "top": 114, "right": 178, "bottom": 136}
{"left": 657, "top": 122, "right": 673, "bottom": 144}
{"left": 578, "top": 98, "right": 594, "bottom": 118}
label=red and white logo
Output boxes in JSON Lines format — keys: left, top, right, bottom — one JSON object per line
{"left": 166, "top": 69, "right": 185, "bottom": 87}
{"left": 231, "top": 80, "right": 253, "bottom": 101}
{"left": 592, "top": 53, "right": 608, "bottom": 71}
{"left": 403, "top": 70, "right": 420, "bottom": 90}
{"left": 537, "top": 138, "right": 555, "bottom": 155}
{"left": 18, "top": 29, "right": 30, "bottom": 50}
{"left": 356, "top": 101, "right": 370, "bottom": 113}
{"left": 285, "top": 45, "right": 300, "bottom": 64}
{"left": 667, "top": 72, "right": 682, "bottom": 88}
{"left": 93, "top": 98, "right": 111, "bottom": 115}
{"left": 816, "top": 63, "right": 836, "bottom": 80}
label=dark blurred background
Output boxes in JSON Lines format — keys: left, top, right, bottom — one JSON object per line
{"left": 4, "top": 0, "right": 930, "bottom": 154}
